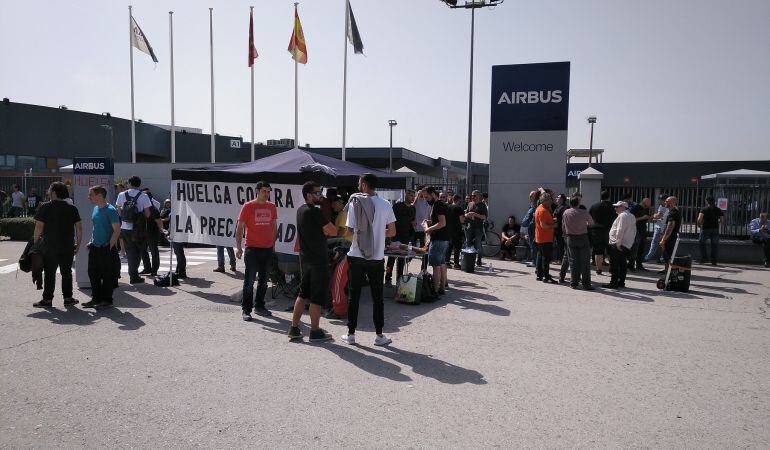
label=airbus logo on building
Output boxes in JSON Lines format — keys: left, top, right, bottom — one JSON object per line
{"left": 497, "top": 90, "right": 563, "bottom": 105}
{"left": 73, "top": 162, "right": 105, "bottom": 170}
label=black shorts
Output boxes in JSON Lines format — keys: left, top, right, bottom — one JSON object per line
{"left": 298, "top": 263, "right": 330, "bottom": 306}
{"left": 591, "top": 228, "right": 609, "bottom": 255}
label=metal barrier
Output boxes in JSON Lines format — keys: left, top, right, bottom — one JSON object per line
{"left": 603, "top": 184, "right": 770, "bottom": 240}
{"left": 0, "top": 175, "right": 63, "bottom": 217}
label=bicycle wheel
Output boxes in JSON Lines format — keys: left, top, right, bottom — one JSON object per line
{"left": 482, "top": 231, "right": 501, "bottom": 257}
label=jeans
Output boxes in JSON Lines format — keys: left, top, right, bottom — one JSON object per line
{"left": 88, "top": 245, "right": 120, "bottom": 302}
{"left": 172, "top": 242, "right": 187, "bottom": 275}
{"left": 698, "top": 229, "right": 720, "bottom": 264}
{"left": 242, "top": 247, "right": 273, "bottom": 312}
{"left": 528, "top": 224, "right": 540, "bottom": 266}
{"left": 43, "top": 247, "right": 74, "bottom": 301}
{"left": 347, "top": 256, "right": 385, "bottom": 335}
{"left": 567, "top": 234, "right": 591, "bottom": 287}
{"left": 121, "top": 229, "right": 144, "bottom": 279}
{"left": 141, "top": 231, "right": 160, "bottom": 273}
{"left": 466, "top": 227, "right": 484, "bottom": 263}
{"left": 536, "top": 242, "right": 553, "bottom": 279}
{"left": 608, "top": 245, "right": 630, "bottom": 286}
{"left": 217, "top": 246, "right": 235, "bottom": 269}
{"left": 645, "top": 226, "right": 664, "bottom": 261}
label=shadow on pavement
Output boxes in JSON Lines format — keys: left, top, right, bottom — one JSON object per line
{"left": 358, "top": 345, "right": 487, "bottom": 385}
{"left": 27, "top": 305, "right": 145, "bottom": 330}
{"left": 181, "top": 278, "right": 214, "bottom": 288}
{"left": 181, "top": 289, "right": 238, "bottom": 305}
{"left": 596, "top": 288, "right": 655, "bottom": 303}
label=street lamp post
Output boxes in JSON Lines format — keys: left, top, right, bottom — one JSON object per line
{"left": 587, "top": 116, "right": 596, "bottom": 167}
{"left": 388, "top": 119, "right": 397, "bottom": 173}
{"left": 100, "top": 124, "right": 115, "bottom": 161}
{"left": 441, "top": 0, "right": 504, "bottom": 195}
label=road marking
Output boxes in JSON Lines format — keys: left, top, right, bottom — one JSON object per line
{"left": 0, "top": 263, "right": 19, "bottom": 274}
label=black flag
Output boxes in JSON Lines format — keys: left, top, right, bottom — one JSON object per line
{"left": 346, "top": 1, "right": 364, "bottom": 55}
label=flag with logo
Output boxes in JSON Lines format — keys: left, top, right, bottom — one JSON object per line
{"left": 287, "top": 5, "right": 307, "bottom": 64}
{"left": 346, "top": 1, "right": 364, "bottom": 55}
{"left": 130, "top": 16, "right": 158, "bottom": 63}
{"left": 248, "top": 10, "right": 258, "bottom": 67}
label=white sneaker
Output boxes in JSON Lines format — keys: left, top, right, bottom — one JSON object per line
{"left": 374, "top": 334, "right": 392, "bottom": 346}
{"left": 340, "top": 333, "right": 356, "bottom": 344}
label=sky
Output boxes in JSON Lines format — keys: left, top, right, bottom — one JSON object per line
{"left": 2, "top": 0, "right": 769, "bottom": 164}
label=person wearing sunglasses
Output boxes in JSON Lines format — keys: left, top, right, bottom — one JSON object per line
{"left": 288, "top": 181, "right": 337, "bottom": 342}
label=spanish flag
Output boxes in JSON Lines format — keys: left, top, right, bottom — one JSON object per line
{"left": 287, "top": 4, "right": 307, "bottom": 64}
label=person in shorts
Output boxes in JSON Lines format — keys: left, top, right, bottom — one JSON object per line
{"left": 589, "top": 190, "right": 616, "bottom": 275}
{"left": 288, "top": 181, "right": 337, "bottom": 342}
{"left": 422, "top": 186, "right": 449, "bottom": 295}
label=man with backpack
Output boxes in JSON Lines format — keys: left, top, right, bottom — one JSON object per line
{"left": 116, "top": 176, "right": 152, "bottom": 284}
{"left": 139, "top": 188, "right": 164, "bottom": 276}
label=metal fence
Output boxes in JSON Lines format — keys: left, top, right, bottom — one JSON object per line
{"left": 0, "top": 175, "right": 63, "bottom": 217}
{"left": 603, "top": 184, "right": 770, "bottom": 240}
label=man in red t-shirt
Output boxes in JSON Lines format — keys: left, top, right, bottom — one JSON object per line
{"left": 235, "top": 181, "right": 278, "bottom": 321}
{"left": 535, "top": 193, "right": 557, "bottom": 283}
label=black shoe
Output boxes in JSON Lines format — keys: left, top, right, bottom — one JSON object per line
{"left": 33, "top": 300, "right": 53, "bottom": 308}
{"left": 254, "top": 306, "right": 272, "bottom": 317}
{"left": 617, "top": 283, "right": 625, "bottom": 288}
{"left": 94, "top": 300, "right": 114, "bottom": 309}
{"left": 559, "top": 276, "right": 565, "bottom": 283}
{"left": 543, "top": 277, "right": 557, "bottom": 284}
{"left": 129, "top": 277, "right": 145, "bottom": 284}
{"left": 582, "top": 285, "right": 596, "bottom": 291}
{"left": 149, "top": 271, "right": 158, "bottom": 277}
{"left": 212, "top": 267, "right": 225, "bottom": 273}
{"left": 175, "top": 272, "right": 188, "bottom": 279}
{"left": 437, "top": 288, "right": 446, "bottom": 296}
{"left": 63, "top": 297, "right": 79, "bottom": 306}
{"left": 308, "top": 328, "right": 333, "bottom": 342}
{"left": 82, "top": 299, "right": 100, "bottom": 308}
{"left": 570, "top": 284, "right": 579, "bottom": 290}
{"left": 138, "top": 269, "right": 152, "bottom": 275}
{"left": 230, "top": 265, "right": 236, "bottom": 272}
{"left": 602, "top": 283, "right": 619, "bottom": 289}
{"left": 536, "top": 276, "right": 543, "bottom": 281}
{"left": 596, "top": 269, "right": 603, "bottom": 275}
{"left": 636, "top": 265, "right": 647, "bottom": 271}
{"left": 476, "top": 260, "right": 483, "bottom": 267}
{"left": 288, "top": 326, "right": 303, "bottom": 340}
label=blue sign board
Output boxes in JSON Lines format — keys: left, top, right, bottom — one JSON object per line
{"left": 490, "top": 62, "right": 570, "bottom": 132}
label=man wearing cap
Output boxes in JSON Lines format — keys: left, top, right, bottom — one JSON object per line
{"left": 603, "top": 201, "right": 637, "bottom": 289}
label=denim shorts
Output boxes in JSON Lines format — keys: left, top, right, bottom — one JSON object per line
{"left": 428, "top": 240, "right": 449, "bottom": 266}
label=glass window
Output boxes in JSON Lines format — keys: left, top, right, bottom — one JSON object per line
{"left": 35, "top": 157, "right": 47, "bottom": 169}
{"left": 5, "top": 155, "right": 15, "bottom": 168}
{"left": 0, "top": 155, "right": 5, "bottom": 166}
{"left": 57, "top": 158, "right": 73, "bottom": 167}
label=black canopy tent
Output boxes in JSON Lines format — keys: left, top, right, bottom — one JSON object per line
{"left": 171, "top": 148, "right": 405, "bottom": 188}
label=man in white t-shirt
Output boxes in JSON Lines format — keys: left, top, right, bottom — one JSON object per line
{"left": 10, "top": 184, "right": 25, "bottom": 217}
{"left": 341, "top": 173, "right": 396, "bottom": 347}
{"left": 115, "top": 176, "right": 152, "bottom": 284}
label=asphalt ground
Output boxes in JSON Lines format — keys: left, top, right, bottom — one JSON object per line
{"left": 1, "top": 240, "right": 768, "bottom": 448}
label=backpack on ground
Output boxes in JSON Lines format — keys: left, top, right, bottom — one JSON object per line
{"left": 419, "top": 271, "right": 439, "bottom": 303}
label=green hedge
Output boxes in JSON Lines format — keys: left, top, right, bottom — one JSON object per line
{"left": 0, "top": 217, "right": 36, "bottom": 241}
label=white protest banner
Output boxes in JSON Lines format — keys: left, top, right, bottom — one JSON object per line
{"left": 170, "top": 181, "right": 302, "bottom": 255}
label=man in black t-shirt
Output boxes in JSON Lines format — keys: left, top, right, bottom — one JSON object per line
{"left": 465, "top": 190, "right": 488, "bottom": 266}
{"left": 32, "top": 182, "right": 82, "bottom": 308}
{"left": 385, "top": 189, "right": 416, "bottom": 287}
{"left": 445, "top": 194, "right": 466, "bottom": 267}
{"left": 289, "top": 181, "right": 337, "bottom": 342}
{"left": 628, "top": 198, "right": 651, "bottom": 270}
{"left": 422, "top": 187, "right": 449, "bottom": 295}
{"left": 500, "top": 216, "right": 521, "bottom": 260}
{"left": 589, "top": 190, "right": 616, "bottom": 275}
{"left": 26, "top": 188, "right": 40, "bottom": 216}
{"left": 697, "top": 196, "right": 725, "bottom": 265}
{"left": 659, "top": 196, "right": 682, "bottom": 271}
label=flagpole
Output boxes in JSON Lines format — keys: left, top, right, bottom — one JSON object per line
{"left": 209, "top": 8, "right": 216, "bottom": 163}
{"left": 294, "top": 2, "right": 299, "bottom": 149}
{"left": 169, "top": 11, "right": 176, "bottom": 164}
{"left": 128, "top": 5, "right": 136, "bottom": 164}
{"left": 341, "top": 0, "right": 349, "bottom": 161}
{"left": 250, "top": 6, "right": 255, "bottom": 162}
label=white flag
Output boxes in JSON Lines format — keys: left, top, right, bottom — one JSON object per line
{"left": 131, "top": 16, "right": 158, "bottom": 62}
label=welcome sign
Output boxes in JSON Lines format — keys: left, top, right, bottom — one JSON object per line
{"left": 488, "top": 62, "right": 570, "bottom": 227}
{"left": 170, "top": 181, "right": 302, "bottom": 255}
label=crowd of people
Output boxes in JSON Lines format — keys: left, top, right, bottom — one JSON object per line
{"left": 18, "top": 174, "right": 770, "bottom": 345}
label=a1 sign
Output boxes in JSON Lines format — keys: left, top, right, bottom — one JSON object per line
{"left": 230, "top": 139, "right": 241, "bottom": 149}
